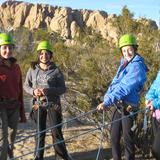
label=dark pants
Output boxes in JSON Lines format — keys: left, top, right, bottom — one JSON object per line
{"left": 152, "top": 117, "right": 160, "bottom": 159}
{"left": 110, "top": 108, "right": 135, "bottom": 160}
{"left": 0, "top": 107, "right": 19, "bottom": 160}
{"left": 32, "top": 106, "right": 69, "bottom": 160}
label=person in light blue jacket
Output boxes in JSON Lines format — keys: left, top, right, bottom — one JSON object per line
{"left": 145, "top": 71, "right": 160, "bottom": 160}
{"left": 97, "top": 34, "right": 148, "bottom": 160}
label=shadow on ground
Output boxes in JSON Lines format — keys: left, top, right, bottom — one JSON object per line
{"left": 44, "top": 148, "right": 112, "bottom": 160}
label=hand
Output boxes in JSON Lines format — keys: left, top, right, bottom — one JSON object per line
{"left": 97, "top": 102, "right": 106, "bottom": 111}
{"left": 39, "top": 88, "right": 46, "bottom": 95}
{"left": 33, "top": 88, "right": 43, "bottom": 97}
{"left": 145, "top": 99, "right": 151, "bottom": 106}
{"left": 145, "top": 100, "right": 154, "bottom": 111}
{"left": 32, "top": 104, "right": 39, "bottom": 111}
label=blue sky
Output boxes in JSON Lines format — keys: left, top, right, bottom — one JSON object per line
{"left": 1, "top": 0, "right": 160, "bottom": 26}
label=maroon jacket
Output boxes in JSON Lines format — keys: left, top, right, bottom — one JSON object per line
{"left": 0, "top": 58, "right": 26, "bottom": 122}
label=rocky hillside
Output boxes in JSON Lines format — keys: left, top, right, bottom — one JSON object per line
{"left": 0, "top": 1, "right": 158, "bottom": 44}
{"left": 0, "top": 1, "right": 118, "bottom": 42}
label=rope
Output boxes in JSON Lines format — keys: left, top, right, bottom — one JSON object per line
{"left": 143, "top": 108, "right": 149, "bottom": 133}
{"left": 11, "top": 107, "right": 147, "bottom": 160}
{"left": 96, "top": 110, "right": 105, "bottom": 160}
{"left": 34, "top": 96, "right": 40, "bottom": 159}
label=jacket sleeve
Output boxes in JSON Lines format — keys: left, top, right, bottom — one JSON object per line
{"left": 23, "top": 68, "right": 34, "bottom": 96}
{"left": 44, "top": 69, "right": 66, "bottom": 96}
{"left": 145, "top": 71, "right": 160, "bottom": 109}
{"left": 104, "top": 62, "right": 146, "bottom": 107}
{"left": 107, "top": 59, "right": 124, "bottom": 94}
{"left": 18, "top": 66, "right": 27, "bottom": 122}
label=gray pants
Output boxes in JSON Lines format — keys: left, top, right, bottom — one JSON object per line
{"left": 0, "top": 107, "right": 19, "bottom": 160}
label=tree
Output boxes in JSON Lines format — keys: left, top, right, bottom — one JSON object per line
{"left": 113, "top": 6, "right": 138, "bottom": 36}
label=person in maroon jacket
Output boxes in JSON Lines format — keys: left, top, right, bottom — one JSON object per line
{"left": 0, "top": 33, "right": 26, "bottom": 160}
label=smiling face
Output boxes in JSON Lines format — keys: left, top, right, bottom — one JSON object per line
{"left": 0, "top": 44, "right": 14, "bottom": 59}
{"left": 121, "top": 45, "right": 135, "bottom": 61}
{"left": 38, "top": 49, "right": 52, "bottom": 64}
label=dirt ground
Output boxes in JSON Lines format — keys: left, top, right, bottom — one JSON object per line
{"left": 15, "top": 116, "right": 111, "bottom": 160}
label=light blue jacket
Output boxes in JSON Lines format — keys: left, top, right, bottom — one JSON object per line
{"left": 145, "top": 71, "right": 160, "bottom": 109}
{"left": 103, "top": 54, "right": 148, "bottom": 108}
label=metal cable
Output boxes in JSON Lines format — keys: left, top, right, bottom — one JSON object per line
{"left": 11, "top": 107, "right": 147, "bottom": 160}
{"left": 34, "top": 96, "right": 40, "bottom": 159}
{"left": 96, "top": 110, "right": 105, "bottom": 160}
{"left": 12, "top": 108, "right": 98, "bottom": 145}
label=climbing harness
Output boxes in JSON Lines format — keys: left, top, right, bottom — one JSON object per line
{"left": 32, "top": 95, "right": 74, "bottom": 160}
{"left": 113, "top": 101, "right": 138, "bottom": 131}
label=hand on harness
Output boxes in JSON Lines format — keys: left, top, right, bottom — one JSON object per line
{"left": 32, "top": 88, "right": 47, "bottom": 111}
{"left": 126, "top": 105, "right": 133, "bottom": 112}
{"left": 32, "top": 96, "right": 48, "bottom": 111}
{"left": 32, "top": 104, "right": 39, "bottom": 111}
{"left": 145, "top": 99, "right": 154, "bottom": 111}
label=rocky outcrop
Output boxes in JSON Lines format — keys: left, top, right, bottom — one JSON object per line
{"left": 0, "top": 1, "right": 158, "bottom": 44}
{"left": 50, "top": 7, "right": 73, "bottom": 38}
{"left": 0, "top": 1, "right": 120, "bottom": 43}
{"left": 137, "top": 18, "right": 158, "bottom": 30}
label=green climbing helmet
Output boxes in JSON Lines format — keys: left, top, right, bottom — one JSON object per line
{"left": 0, "top": 33, "right": 14, "bottom": 46}
{"left": 37, "top": 41, "right": 53, "bottom": 53}
{"left": 119, "top": 34, "right": 138, "bottom": 49}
